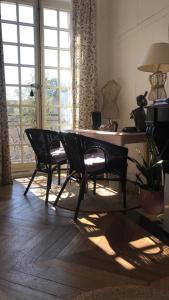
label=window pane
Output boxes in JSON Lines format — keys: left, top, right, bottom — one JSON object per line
{"left": 2, "top": 23, "right": 17, "bottom": 43}
{"left": 20, "top": 47, "right": 35, "bottom": 65}
{"left": 1, "top": 2, "right": 16, "bottom": 21}
{"left": 44, "top": 49, "right": 57, "bottom": 67}
{"left": 60, "top": 90, "right": 72, "bottom": 106}
{"left": 3, "top": 45, "right": 18, "bottom": 64}
{"left": 60, "top": 70, "right": 71, "bottom": 88}
{"left": 45, "top": 122, "right": 59, "bottom": 131}
{"left": 45, "top": 106, "right": 59, "bottom": 130}
{"left": 22, "top": 126, "right": 33, "bottom": 144}
{"left": 45, "top": 69, "right": 58, "bottom": 87}
{"left": 59, "top": 11, "right": 69, "bottom": 29}
{"left": 21, "top": 87, "right": 35, "bottom": 105}
{"left": 6, "top": 87, "right": 19, "bottom": 105}
{"left": 44, "top": 29, "right": 57, "bottom": 47}
{"left": 45, "top": 88, "right": 59, "bottom": 107}
{"left": 21, "top": 67, "right": 35, "bottom": 85}
{"left": 20, "top": 26, "right": 34, "bottom": 45}
{"left": 9, "top": 126, "right": 21, "bottom": 144}
{"left": 21, "top": 107, "right": 36, "bottom": 125}
{"left": 60, "top": 108, "right": 72, "bottom": 129}
{"left": 23, "top": 145, "right": 34, "bottom": 162}
{"left": 44, "top": 9, "right": 57, "bottom": 27}
{"left": 7, "top": 106, "right": 20, "bottom": 125}
{"left": 60, "top": 51, "right": 70, "bottom": 68}
{"left": 19, "top": 5, "right": 33, "bottom": 24}
{"left": 60, "top": 31, "right": 70, "bottom": 48}
{"left": 5, "top": 66, "right": 19, "bottom": 84}
{"left": 10, "top": 145, "right": 21, "bottom": 162}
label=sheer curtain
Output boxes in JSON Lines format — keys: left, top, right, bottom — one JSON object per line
{"left": 0, "top": 22, "right": 12, "bottom": 185}
{"left": 72, "top": 0, "right": 98, "bottom": 129}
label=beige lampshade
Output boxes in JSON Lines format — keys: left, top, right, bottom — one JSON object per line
{"left": 138, "top": 42, "right": 169, "bottom": 73}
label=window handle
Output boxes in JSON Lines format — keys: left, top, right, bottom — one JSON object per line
{"left": 30, "top": 83, "right": 40, "bottom": 89}
{"left": 30, "top": 83, "right": 40, "bottom": 97}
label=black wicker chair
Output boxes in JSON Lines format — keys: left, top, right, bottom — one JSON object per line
{"left": 24, "top": 128, "right": 67, "bottom": 203}
{"left": 53, "top": 132, "right": 128, "bottom": 221}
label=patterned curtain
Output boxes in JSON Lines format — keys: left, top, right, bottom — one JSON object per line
{"left": 72, "top": 0, "right": 98, "bottom": 129}
{"left": 0, "top": 21, "right": 12, "bottom": 185}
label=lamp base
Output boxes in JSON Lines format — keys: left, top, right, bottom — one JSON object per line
{"left": 148, "top": 71, "right": 167, "bottom": 101}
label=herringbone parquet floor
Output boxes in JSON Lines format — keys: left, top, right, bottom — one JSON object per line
{"left": 0, "top": 177, "right": 169, "bottom": 299}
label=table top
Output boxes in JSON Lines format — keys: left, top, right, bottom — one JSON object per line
{"left": 74, "top": 129, "right": 147, "bottom": 146}
{"left": 76, "top": 129, "right": 146, "bottom": 136}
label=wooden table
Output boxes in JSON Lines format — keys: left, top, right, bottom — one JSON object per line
{"left": 75, "top": 129, "right": 147, "bottom": 146}
{"left": 73, "top": 129, "right": 147, "bottom": 186}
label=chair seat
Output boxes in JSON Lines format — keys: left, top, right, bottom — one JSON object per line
{"left": 84, "top": 152, "right": 105, "bottom": 173}
{"left": 50, "top": 148, "right": 67, "bottom": 164}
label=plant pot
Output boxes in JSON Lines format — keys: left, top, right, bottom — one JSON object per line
{"left": 139, "top": 188, "right": 164, "bottom": 214}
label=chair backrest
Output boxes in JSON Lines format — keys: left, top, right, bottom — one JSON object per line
{"left": 81, "top": 135, "right": 128, "bottom": 175}
{"left": 25, "top": 128, "right": 60, "bottom": 163}
{"left": 81, "top": 135, "right": 128, "bottom": 158}
{"left": 60, "top": 132, "right": 128, "bottom": 175}
{"left": 59, "top": 132, "right": 85, "bottom": 173}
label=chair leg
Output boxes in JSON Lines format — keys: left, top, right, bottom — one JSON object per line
{"left": 93, "top": 177, "right": 96, "bottom": 195}
{"left": 121, "top": 179, "right": 126, "bottom": 209}
{"left": 58, "top": 165, "right": 61, "bottom": 185}
{"left": 45, "top": 167, "right": 52, "bottom": 204}
{"left": 24, "top": 169, "right": 37, "bottom": 195}
{"left": 74, "top": 176, "right": 86, "bottom": 222}
{"left": 53, "top": 174, "right": 71, "bottom": 207}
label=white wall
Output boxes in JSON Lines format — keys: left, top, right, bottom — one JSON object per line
{"left": 96, "top": 0, "right": 169, "bottom": 179}
{"left": 110, "top": 0, "right": 169, "bottom": 129}
{"left": 96, "top": 0, "right": 113, "bottom": 109}
{"left": 97, "top": 0, "right": 169, "bottom": 126}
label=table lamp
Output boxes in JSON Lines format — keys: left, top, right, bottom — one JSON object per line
{"left": 138, "top": 42, "right": 169, "bottom": 101}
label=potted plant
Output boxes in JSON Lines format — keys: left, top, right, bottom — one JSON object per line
{"left": 129, "top": 133, "right": 165, "bottom": 214}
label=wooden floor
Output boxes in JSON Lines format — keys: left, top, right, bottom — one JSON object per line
{"left": 1, "top": 178, "right": 169, "bottom": 299}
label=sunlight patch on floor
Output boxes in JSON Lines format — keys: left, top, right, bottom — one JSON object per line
{"left": 88, "top": 235, "right": 116, "bottom": 256}
{"left": 87, "top": 213, "right": 108, "bottom": 218}
{"left": 93, "top": 182, "right": 118, "bottom": 197}
{"left": 129, "top": 236, "right": 163, "bottom": 254}
{"left": 80, "top": 218, "right": 97, "bottom": 227}
{"left": 115, "top": 256, "right": 136, "bottom": 270}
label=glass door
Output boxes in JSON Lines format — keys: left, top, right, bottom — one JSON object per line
{"left": 1, "top": 0, "right": 72, "bottom": 174}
